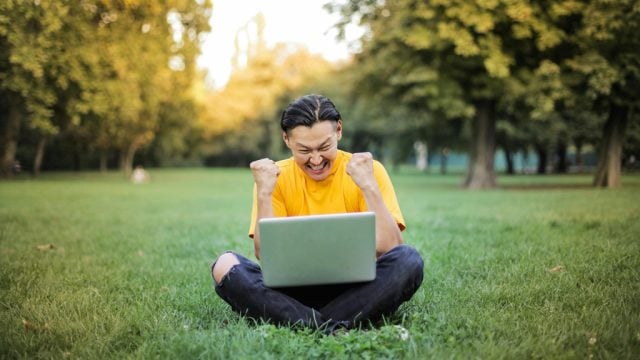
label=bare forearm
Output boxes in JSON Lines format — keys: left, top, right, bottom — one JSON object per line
{"left": 360, "top": 184, "right": 403, "bottom": 257}
{"left": 249, "top": 158, "right": 280, "bottom": 260}
{"left": 253, "top": 193, "right": 274, "bottom": 259}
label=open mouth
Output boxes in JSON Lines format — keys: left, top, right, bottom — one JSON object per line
{"left": 306, "top": 161, "right": 329, "bottom": 175}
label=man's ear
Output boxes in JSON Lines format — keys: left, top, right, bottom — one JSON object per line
{"left": 282, "top": 131, "right": 291, "bottom": 149}
{"left": 336, "top": 120, "right": 343, "bottom": 141}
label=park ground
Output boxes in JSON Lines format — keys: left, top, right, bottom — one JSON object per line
{"left": 1, "top": 169, "right": 639, "bottom": 359}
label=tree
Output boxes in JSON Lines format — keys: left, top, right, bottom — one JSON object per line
{"left": 1, "top": 0, "right": 212, "bottom": 176}
{"left": 329, "top": 0, "right": 640, "bottom": 187}
{"left": 84, "top": 1, "right": 211, "bottom": 176}
{"left": 329, "top": 0, "right": 585, "bottom": 188}
{"left": 0, "top": 1, "right": 68, "bottom": 176}
{"left": 564, "top": 0, "right": 640, "bottom": 187}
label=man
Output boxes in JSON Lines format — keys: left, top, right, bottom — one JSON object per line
{"left": 211, "top": 94, "right": 424, "bottom": 333}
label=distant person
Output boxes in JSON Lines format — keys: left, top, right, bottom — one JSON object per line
{"left": 210, "top": 94, "right": 424, "bottom": 334}
{"left": 131, "top": 165, "right": 149, "bottom": 184}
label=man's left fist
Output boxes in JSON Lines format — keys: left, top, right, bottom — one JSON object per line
{"left": 346, "top": 152, "right": 376, "bottom": 190}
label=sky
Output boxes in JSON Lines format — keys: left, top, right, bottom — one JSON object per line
{"left": 196, "top": 0, "right": 362, "bottom": 89}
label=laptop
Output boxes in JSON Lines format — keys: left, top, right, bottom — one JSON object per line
{"left": 258, "top": 212, "right": 376, "bottom": 287}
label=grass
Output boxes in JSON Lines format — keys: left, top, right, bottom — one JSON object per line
{"left": 1, "top": 168, "right": 639, "bottom": 359}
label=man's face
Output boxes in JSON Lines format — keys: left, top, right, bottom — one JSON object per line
{"left": 283, "top": 120, "right": 342, "bottom": 181}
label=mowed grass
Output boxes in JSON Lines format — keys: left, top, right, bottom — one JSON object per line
{"left": 1, "top": 168, "right": 639, "bottom": 359}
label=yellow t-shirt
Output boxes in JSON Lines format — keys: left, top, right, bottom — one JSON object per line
{"left": 248, "top": 150, "right": 405, "bottom": 237}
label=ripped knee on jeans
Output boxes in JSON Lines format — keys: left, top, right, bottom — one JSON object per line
{"left": 212, "top": 252, "right": 240, "bottom": 285}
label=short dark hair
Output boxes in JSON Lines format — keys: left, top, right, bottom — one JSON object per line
{"left": 280, "top": 94, "right": 341, "bottom": 133}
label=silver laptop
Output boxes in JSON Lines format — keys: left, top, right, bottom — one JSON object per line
{"left": 258, "top": 212, "right": 376, "bottom": 287}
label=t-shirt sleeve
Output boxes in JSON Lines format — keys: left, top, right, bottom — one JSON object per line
{"left": 372, "top": 161, "right": 406, "bottom": 231}
{"left": 248, "top": 183, "right": 287, "bottom": 238}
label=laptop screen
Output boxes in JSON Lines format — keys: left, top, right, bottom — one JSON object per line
{"left": 258, "top": 212, "right": 376, "bottom": 287}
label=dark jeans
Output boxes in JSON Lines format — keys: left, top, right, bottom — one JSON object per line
{"left": 211, "top": 244, "right": 424, "bottom": 332}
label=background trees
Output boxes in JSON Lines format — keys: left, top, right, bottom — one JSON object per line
{"left": 0, "top": 1, "right": 76, "bottom": 176}
{"left": 1, "top": 1, "right": 638, "bottom": 188}
{"left": 326, "top": 0, "right": 639, "bottom": 188}
{"left": 0, "top": 0, "right": 211, "bottom": 177}
{"left": 572, "top": 0, "right": 640, "bottom": 187}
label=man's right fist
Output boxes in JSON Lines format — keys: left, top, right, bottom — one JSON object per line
{"left": 250, "top": 158, "right": 280, "bottom": 196}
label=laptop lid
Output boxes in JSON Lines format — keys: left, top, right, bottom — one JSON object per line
{"left": 259, "top": 212, "right": 376, "bottom": 287}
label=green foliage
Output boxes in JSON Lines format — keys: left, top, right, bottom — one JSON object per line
{"left": 1, "top": 170, "right": 639, "bottom": 358}
{"left": 0, "top": 1, "right": 73, "bottom": 136}
{"left": 334, "top": 0, "right": 575, "bottom": 116}
{"left": 328, "top": 0, "right": 640, "bottom": 184}
{"left": 0, "top": 0, "right": 212, "bottom": 173}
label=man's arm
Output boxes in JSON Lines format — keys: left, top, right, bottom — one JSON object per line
{"left": 346, "top": 152, "right": 403, "bottom": 257}
{"left": 249, "top": 158, "right": 280, "bottom": 260}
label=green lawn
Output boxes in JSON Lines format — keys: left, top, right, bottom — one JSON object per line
{"left": 1, "top": 169, "right": 639, "bottom": 359}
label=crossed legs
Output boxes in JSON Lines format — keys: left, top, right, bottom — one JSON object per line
{"left": 211, "top": 245, "right": 424, "bottom": 331}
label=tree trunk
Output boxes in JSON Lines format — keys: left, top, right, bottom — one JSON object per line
{"left": 464, "top": 100, "right": 497, "bottom": 189}
{"left": 554, "top": 141, "right": 568, "bottom": 174}
{"left": 504, "top": 147, "right": 515, "bottom": 175}
{"left": 535, "top": 145, "right": 548, "bottom": 174}
{"left": 123, "top": 148, "right": 134, "bottom": 178}
{"left": 33, "top": 137, "right": 47, "bottom": 177}
{"left": 593, "top": 104, "right": 629, "bottom": 188}
{"left": 122, "top": 142, "right": 141, "bottom": 178}
{"left": 1, "top": 99, "right": 21, "bottom": 178}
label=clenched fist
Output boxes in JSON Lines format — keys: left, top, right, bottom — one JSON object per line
{"left": 250, "top": 158, "right": 280, "bottom": 196}
{"left": 346, "top": 152, "right": 376, "bottom": 190}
